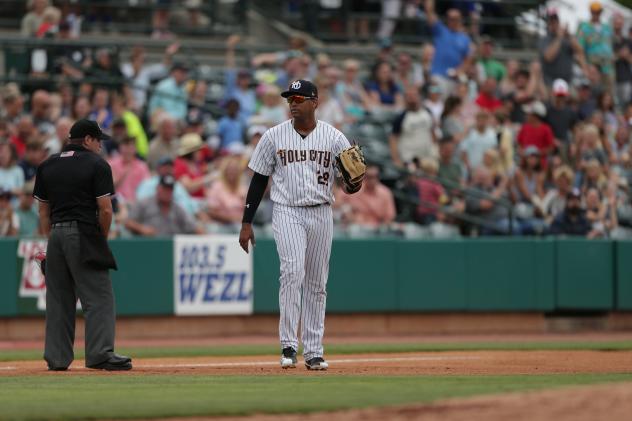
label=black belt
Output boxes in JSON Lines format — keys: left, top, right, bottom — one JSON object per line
{"left": 51, "top": 221, "right": 78, "bottom": 228}
{"left": 306, "top": 203, "right": 329, "bottom": 208}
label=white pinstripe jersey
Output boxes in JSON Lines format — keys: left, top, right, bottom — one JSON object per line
{"left": 248, "top": 119, "right": 351, "bottom": 206}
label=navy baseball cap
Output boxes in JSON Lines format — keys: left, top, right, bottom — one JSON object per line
{"left": 280, "top": 80, "right": 318, "bottom": 99}
{"left": 68, "top": 119, "right": 111, "bottom": 141}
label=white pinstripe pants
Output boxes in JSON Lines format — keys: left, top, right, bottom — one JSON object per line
{"left": 272, "top": 202, "right": 333, "bottom": 360}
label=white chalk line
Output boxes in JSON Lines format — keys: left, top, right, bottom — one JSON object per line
{"left": 138, "top": 355, "right": 481, "bottom": 369}
{"left": 0, "top": 355, "right": 481, "bottom": 371}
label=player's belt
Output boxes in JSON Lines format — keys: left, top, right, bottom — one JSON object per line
{"left": 51, "top": 221, "right": 78, "bottom": 228}
{"left": 305, "top": 203, "right": 329, "bottom": 208}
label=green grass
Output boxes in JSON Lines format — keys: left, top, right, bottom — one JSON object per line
{"left": 2, "top": 340, "right": 632, "bottom": 362}
{"left": 1, "top": 374, "right": 631, "bottom": 420}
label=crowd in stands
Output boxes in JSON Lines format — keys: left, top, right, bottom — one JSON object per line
{"left": 2, "top": 0, "right": 632, "bottom": 239}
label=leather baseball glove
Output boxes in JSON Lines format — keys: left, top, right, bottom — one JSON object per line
{"left": 336, "top": 144, "right": 366, "bottom": 193}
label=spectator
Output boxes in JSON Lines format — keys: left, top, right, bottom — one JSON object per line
{"left": 576, "top": 125, "right": 609, "bottom": 179}
{"left": 478, "top": 36, "right": 506, "bottom": 82}
{"left": 394, "top": 52, "right": 423, "bottom": 91}
{"left": 173, "top": 133, "right": 209, "bottom": 199}
{"left": 610, "top": 124, "right": 631, "bottom": 178}
{"left": 149, "top": 62, "right": 190, "bottom": 121}
{"left": 495, "top": 111, "right": 516, "bottom": 175}
{"left": 0, "top": 142, "right": 25, "bottom": 195}
{"left": 205, "top": 156, "right": 248, "bottom": 230}
{"left": 170, "top": 0, "right": 211, "bottom": 30}
{"left": 437, "top": 135, "right": 464, "bottom": 193}
{"left": 424, "top": 81, "right": 444, "bottom": 124}
{"left": 539, "top": 9, "right": 586, "bottom": 86}
{"left": 111, "top": 93, "right": 149, "bottom": 158}
{"left": 441, "top": 96, "right": 466, "bottom": 141}
{"left": 504, "top": 68, "right": 536, "bottom": 124}
{"left": 585, "top": 186, "right": 617, "bottom": 237}
{"left": 0, "top": 189, "right": 18, "bottom": 237}
{"left": 423, "top": 0, "right": 473, "bottom": 80}
{"left": 1, "top": 84, "right": 25, "bottom": 125}
{"left": 10, "top": 115, "right": 37, "bottom": 158}
{"left": 88, "top": 87, "right": 114, "bottom": 130}
{"left": 365, "top": 61, "right": 404, "bottom": 110}
{"left": 121, "top": 43, "right": 178, "bottom": 112}
{"left": 136, "top": 156, "right": 199, "bottom": 217}
{"left": 462, "top": 166, "right": 513, "bottom": 235}
{"left": 21, "top": 0, "right": 49, "bottom": 37}
{"left": 512, "top": 146, "right": 546, "bottom": 216}
{"left": 187, "top": 80, "right": 214, "bottom": 131}
{"left": 541, "top": 165, "right": 574, "bottom": 222}
{"left": 577, "top": 1, "right": 614, "bottom": 91}
{"left": 415, "top": 158, "right": 447, "bottom": 225}
{"left": 335, "top": 59, "right": 371, "bottom": 123}
{"left": 15, "top": 181, "right": 39, "bottom": 237}
{"left": 44, "top": 116, "right": 72, "bottom": 155}
{"left": 147, "top": 116, "right": 180, "bottom": 170}
{"left": 459, "top": 110, "right": 497, "bottom": 174}
{"left": 596, "top": 91, "right": 618, "bottom": 133}
{"left": 389, "top": 86, "right": 436, "bottom": 168}
{"left": 252, "top": 85, "right": 287, "bottom": 127}
{"left": 581, "top": 158, "right": 608, "bottom": 194}
{"left": 107, "top": 137, "right": 151, "bottom": 204}
{"left": 72, "top": 95, "right": 91, "bottom": 121}
{"left": 335, "top": 165, "right": 396, "bottom": 228}
{"left": 18, "top": 140, "right": 47, "bottom": 182}
{"left": 315, "top": 77, "right": 344, "bottom": 130}
{"left": 102, "top": 118, "right": 128, "bottom": 157}
{"left": 613, "top": 14, "right": 632, "bottom": 107}
{"left": 475, "top": 77, "right": 503, "bottom": 113}
{"left": 86, "top": 48, "right": 125, "bottom": 90}
{"left": 30, "top": 90, "right": 55, "bottom": 136}
{"left": 217, "top": 99, "right": 245, "bottom": 153}
{"left": 125, "top": 175, "right": 203, "bottom": 236}
{"left": 224, "top": 35, "right": 257, "bottom": 123}
{"left": 576, "top": 81, "right": 597, "bottom": 121}
{"left": 34, "top": 6, "right": 60, "bottom": 38}
{"left": 546, "top": 79, "right": 577, "bottom": 162}
{"left": 517, "top": 101, "right": 554, "bottom": 165}
{"left": 549, "top": 188, "right": 592, "bottom": 236}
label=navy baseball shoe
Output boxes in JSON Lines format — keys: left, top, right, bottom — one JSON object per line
{"left": 305, "top": 356, "right": 328, "bottom": 371}
{"left": 280, "top": 347, "right": 297, "bottom": 368}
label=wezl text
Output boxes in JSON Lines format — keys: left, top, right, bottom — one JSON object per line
{"left": 178, "top": 245, "right": 250, "bottom": 303}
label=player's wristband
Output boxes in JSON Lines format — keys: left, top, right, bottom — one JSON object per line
{"left": 242, "top": 172, "right": 269, "bottom": 224}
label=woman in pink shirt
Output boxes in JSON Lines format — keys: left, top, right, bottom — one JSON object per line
{"left": 107, "top": 136, "right": 150, "bottom": 204}
{"left": 206, "top": 156, "right": 247, "bottom": 225}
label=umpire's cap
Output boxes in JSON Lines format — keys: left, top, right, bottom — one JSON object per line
{"left": 281, "top": 80, "right": 318, "bottom": 99}
{"left": 68, "top": 119, "right": 111, "bottom": 141}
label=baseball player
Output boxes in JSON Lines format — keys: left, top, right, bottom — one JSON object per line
{"left": 239, "top": 80, "right": 364, "bottom": 370}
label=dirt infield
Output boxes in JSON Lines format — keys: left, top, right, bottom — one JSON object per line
{"left": 1, "top": 349, "right": 631, "bottom": 377}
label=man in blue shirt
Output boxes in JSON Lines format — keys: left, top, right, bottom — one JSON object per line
{"left": 424, "top": 0, "right": 472, "bottom": 79}
{"left": 148, "top": 62, "right": 189, "bottom": 121}
{"left": 217, "top": 99, "right": 245, "bottom": 153}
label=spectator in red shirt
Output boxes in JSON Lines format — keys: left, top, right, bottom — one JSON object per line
{"left": 475, "top": 77, "right": 503, "bottom": 112}
{"left": 173, "top": 133, "right": 210, "bottom": 200}
{"left": 10, "top": 115, "right": 37, "bottom": 158}
{"left": 517, "top": 101, "right": 554, "bottom": 166}
{"left": 415, "top": 158, "right": 447, "bottom": 225}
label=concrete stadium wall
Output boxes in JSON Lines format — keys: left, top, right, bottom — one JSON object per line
{"left": 1, "top": 238, "right": 631, "bottom": 317}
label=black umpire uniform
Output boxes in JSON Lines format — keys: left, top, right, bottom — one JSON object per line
{"left": 33, "top": 119, "right": 132, "bottom": 371}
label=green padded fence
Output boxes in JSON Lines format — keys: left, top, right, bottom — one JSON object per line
{"left": 0, "top": 238, "right": 628, "bottom": 316}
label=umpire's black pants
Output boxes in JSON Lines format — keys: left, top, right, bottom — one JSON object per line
{"left": 44, "top": 221, "right": 115, "bottom": 369}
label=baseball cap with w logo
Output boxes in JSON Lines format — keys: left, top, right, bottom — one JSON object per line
{"left": 281, "top": 79, "right": 318, "bottom": 99}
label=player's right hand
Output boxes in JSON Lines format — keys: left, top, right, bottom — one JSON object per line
{"left": 239, "top": 223, "right": 255, "bottom": 254}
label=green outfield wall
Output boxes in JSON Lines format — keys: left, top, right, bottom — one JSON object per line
{"left": 2, "top": 238, "right": 631, "bottom": 316}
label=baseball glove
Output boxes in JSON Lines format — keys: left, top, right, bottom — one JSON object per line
{"left": 336, "top": 144, "right": 366, "bottom": 193}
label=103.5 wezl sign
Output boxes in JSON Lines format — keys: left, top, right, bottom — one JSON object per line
{"left": 173, "top": 235, "right": 253, "bottom": 315}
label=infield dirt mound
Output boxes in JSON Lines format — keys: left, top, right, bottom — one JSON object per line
{"left": 1, "top": 350, "right": 632, "bottom": 376}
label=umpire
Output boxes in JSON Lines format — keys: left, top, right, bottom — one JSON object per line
{"left": 33, "top": 119, "right": 132, "bottom": 371}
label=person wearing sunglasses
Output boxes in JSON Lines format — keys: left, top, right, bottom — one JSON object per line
{"left": 239, "top": 79, "right": 363, "bottom": 371}
{"left": 33, "top": 118, "right": 132, "bottom": 371}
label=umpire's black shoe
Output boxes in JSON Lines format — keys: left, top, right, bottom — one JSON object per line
{"left": 87, "top": 354, "right": 132, "bottom": 371}
{"left": 47, "top": 366, "right": 68, "bottom": 371}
